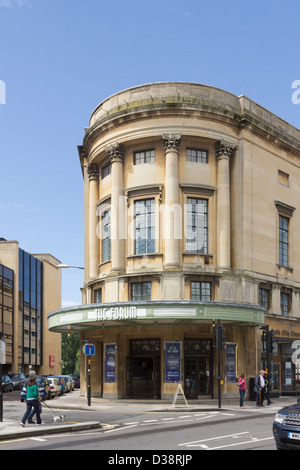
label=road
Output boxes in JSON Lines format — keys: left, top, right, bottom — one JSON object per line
{"left": 0, "top": 390, "right": 278, "bottom": 452}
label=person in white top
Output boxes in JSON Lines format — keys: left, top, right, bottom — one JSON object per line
{"left": 254, "top": 370, "right": 267, "bottom": 407}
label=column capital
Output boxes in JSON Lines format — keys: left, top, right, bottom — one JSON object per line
{"left": 215, "top": 140, "right": 237, "bottom": 160}
{"left": 87, "top": 163, "right": 99, "bottom": 181}
{"left": 162, "top": 134, "right": 181, "bottom": 153}
{"left": 105, "top": 142, "right": 125, "bottom": 163}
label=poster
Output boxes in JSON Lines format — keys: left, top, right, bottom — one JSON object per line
{"left": 165, "top": 342, "right": 181, "bottom": 382}
{"left": 105, "top": 344, "right": 116, "bottom": 382}
{"left": 225, "top": 343, "right": 237, "bottom": 383}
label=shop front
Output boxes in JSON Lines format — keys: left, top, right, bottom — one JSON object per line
{"left": 263, "top": 318, "right": 300, "bottom": 396}
{"left": 48, "top": 301, "right": 264, "bottom": 400}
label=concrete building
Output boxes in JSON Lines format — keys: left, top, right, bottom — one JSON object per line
{"left": 48, "top": 82, "right": 300, "bottom": 399}
{"left": 0, "top": 239, "right": 61, "bottom": 376}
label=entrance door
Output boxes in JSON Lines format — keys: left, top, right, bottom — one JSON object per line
{"left": 127, "top": 339, "right": 161, "bottom": 399}
{"left": 184, "top": 357, "right": 212, "bottom": 398}
{"left": 126, "top": 357, "right": 160, "bottom": 398}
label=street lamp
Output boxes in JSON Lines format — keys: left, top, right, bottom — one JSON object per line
{"left": 57, "top": 264, "right": 84, "bottom": 270}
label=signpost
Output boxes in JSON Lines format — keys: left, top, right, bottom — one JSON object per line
{"left": 82, "top": 343, "right": 95, "bottom": 406}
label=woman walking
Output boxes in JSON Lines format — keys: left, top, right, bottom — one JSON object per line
{"left": 20, "top": 375, "right": 44, "bottom": 427}
{"left": 238, "top": 373, "right": 247, "bottom": 409}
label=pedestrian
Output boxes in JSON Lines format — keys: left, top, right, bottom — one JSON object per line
{"left": 20, "top": 374, "right": 44, "bottom": 427}
{"left": 238, "top": 373, "right": 247, "bottom": 408}
{"left": 254, "top": 370, "right": 266, "bottom": 407}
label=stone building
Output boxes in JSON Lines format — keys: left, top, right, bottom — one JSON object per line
{"left": 48, "top": 82, "right": 300, "bottom": 399}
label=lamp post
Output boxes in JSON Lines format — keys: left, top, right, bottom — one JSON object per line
{"left": 57, "top": 264, "right": 84, "bottom": 270}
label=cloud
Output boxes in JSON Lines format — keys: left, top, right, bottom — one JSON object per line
{"left": 0, "top": 0, "right": 29, "bottom": 8}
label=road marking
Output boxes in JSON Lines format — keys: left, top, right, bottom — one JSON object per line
{"left": 179, "top": 431, "right": 249, "bottom": 447}
{"left": 30, "top": 437, "right": 47, "bottom": 442}
{"left": 104, "top": 424, "right": 138, "bottom": 433}
{"left": 206, "top": 436, "right": 274, "bottom": 450}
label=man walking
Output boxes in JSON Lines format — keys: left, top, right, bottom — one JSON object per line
{"left": 254, "top": 370, "right": 267, "bottom": 407}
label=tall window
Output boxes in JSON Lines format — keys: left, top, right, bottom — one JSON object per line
{"left": 135, "top": 199, "right": 155, "bottom": 254}
{"left": 131, "top": 282, "right": 151, "bottom": 301}
{"left": 259, "top": 287, "right": 270, "bottom": 312}
{"left": 191, "top": 281, "right": 211, "bottom": 301}
{"left": 186, "top": 198, "right": 208, "bottom": 253}
{"left": 279, "top": 215, "right": 289, "bottom": 267}
{"left": 19, "top": 249, "right": 42, "bottom": 366}
{"left": 101, "top": 209, "right": 111, "bottom": 262}
{"left": 280, "top": 291, "right": 290, "bottom": 317}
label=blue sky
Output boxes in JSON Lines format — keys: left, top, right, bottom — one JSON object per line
{"left": 0, "top": 0, "right": 300, "bottom": 306}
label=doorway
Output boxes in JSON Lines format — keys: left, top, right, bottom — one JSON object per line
{"left": 126, "top": 339, "right": 161, "bottom": 399}
{"left": 184, "top": 339, "right": 213, "bottom": 399}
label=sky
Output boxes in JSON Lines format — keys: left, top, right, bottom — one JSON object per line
{"left": 1, "top": 0, "right": 300, "bottom": 307}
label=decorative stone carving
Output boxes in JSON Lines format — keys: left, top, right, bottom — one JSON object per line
{"left": 87, "top": 163, "right": 99, "bottom": 180}
{"left": 215, "top": 140, "right": 237, "bottom": 159}
{"left": 105, "top": 142, "right": 125, "bottom": 162}
{"left": 162, "top": 134, "right": 181, "bottom": 153}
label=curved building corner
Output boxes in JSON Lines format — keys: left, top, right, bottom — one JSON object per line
{"left": 49, "top": 82, "right": 300, "bottom": 399}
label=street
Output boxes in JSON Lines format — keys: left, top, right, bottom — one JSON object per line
{"left": 0, "top": 390, "right": 279, "bottom": 452}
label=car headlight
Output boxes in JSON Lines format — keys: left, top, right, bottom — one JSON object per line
{"left": 274, "top": 413, "right": 285, "bottom": 424}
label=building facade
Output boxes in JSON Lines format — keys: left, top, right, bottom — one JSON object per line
{"left": 0, "top": 240, "right": 62, "bottom": 376}
{"left": 48, "top": 82, "right": 300, "bottom": 399}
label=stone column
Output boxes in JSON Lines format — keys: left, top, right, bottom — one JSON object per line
{"left": 106, "top": 142, "right": 125, "bottom": 273}
{"left": 162, "top": 134, "right": 181, "bottom": 268}
{"left": 215, "top": 140, "right": 236, "bottom": 271}
{"left": 87, "top": 163, "right": 99, "bottom": 279}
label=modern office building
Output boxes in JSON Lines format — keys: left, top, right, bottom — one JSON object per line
{"left": 0, "top": 239, "right": 61, "bottom": 376}
{"left": 48, "top": 82, "right": 300, "bottom": 399}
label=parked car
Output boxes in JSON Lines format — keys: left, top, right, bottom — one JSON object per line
{"left": 47, "top": 377, "right": 62, "bottom": 397}
{"left": 273, "top": 401, "right": 300, "bottom": 450}
{"left": 53, "top": 376, "right": 65, "bottom": 395}
{"left": 10, "top": 373, "right": 26, "bottom": 390}
{"left": 20, "top": 376, "right": 51, "bottom": 402}
{"left": 1, "top": 375, "right": 14, "bottom": 392}
{"left": 72, "top": 374, "right": 80, "bottom": 388}
{"left": 59, "top": 375, "right": 74, "bottom": 392}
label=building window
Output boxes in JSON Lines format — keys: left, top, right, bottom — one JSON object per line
{"left": 280, "top": 291, "right": 290, "bottom": 317}
{"left": 259, "top": 287, "right": 270, "bottom": 311}
{"left": 19, "top": 249, "right": 42, "bottom": 366}
{"left": 186, "top": 198, "right": 208, "bottom": 253}
{"left": 131, "top": 282, "right": 151, "bottom": 301}
{"left": 279, "top": 215, "right": 289, "bottom": 267}
{"left": 187, "top": 149, "right": 208, "bottom": 163}
{"left": 134, "top": 149, "right": 155, "bottom": 165}
{"left": 191, "top": 281, "right": 211, "bottom": 301}
{"left": 94, "top": 288, "right": 102, "bottom": 303}
{"left": 101, "top": 163, "right": 111, "bottom": 179}
{"left": 135, "top": 199, "right": 155, "bottom": 255}
{"left": 101, "top": 209, "right": 111, "bottom": 262}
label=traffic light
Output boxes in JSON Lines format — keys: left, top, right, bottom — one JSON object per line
{"left": 266, "top": 329, "right": 274, "bottom": 353}
{"left": 259, "top": 325, "right": 274, "bottom": 353}
{"left": 213, "top": 321, "right": 226, "bottom": 350}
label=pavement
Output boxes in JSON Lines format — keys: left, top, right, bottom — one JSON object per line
{"left": 0, "top": 389, "right": 298, "bottom": 441}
